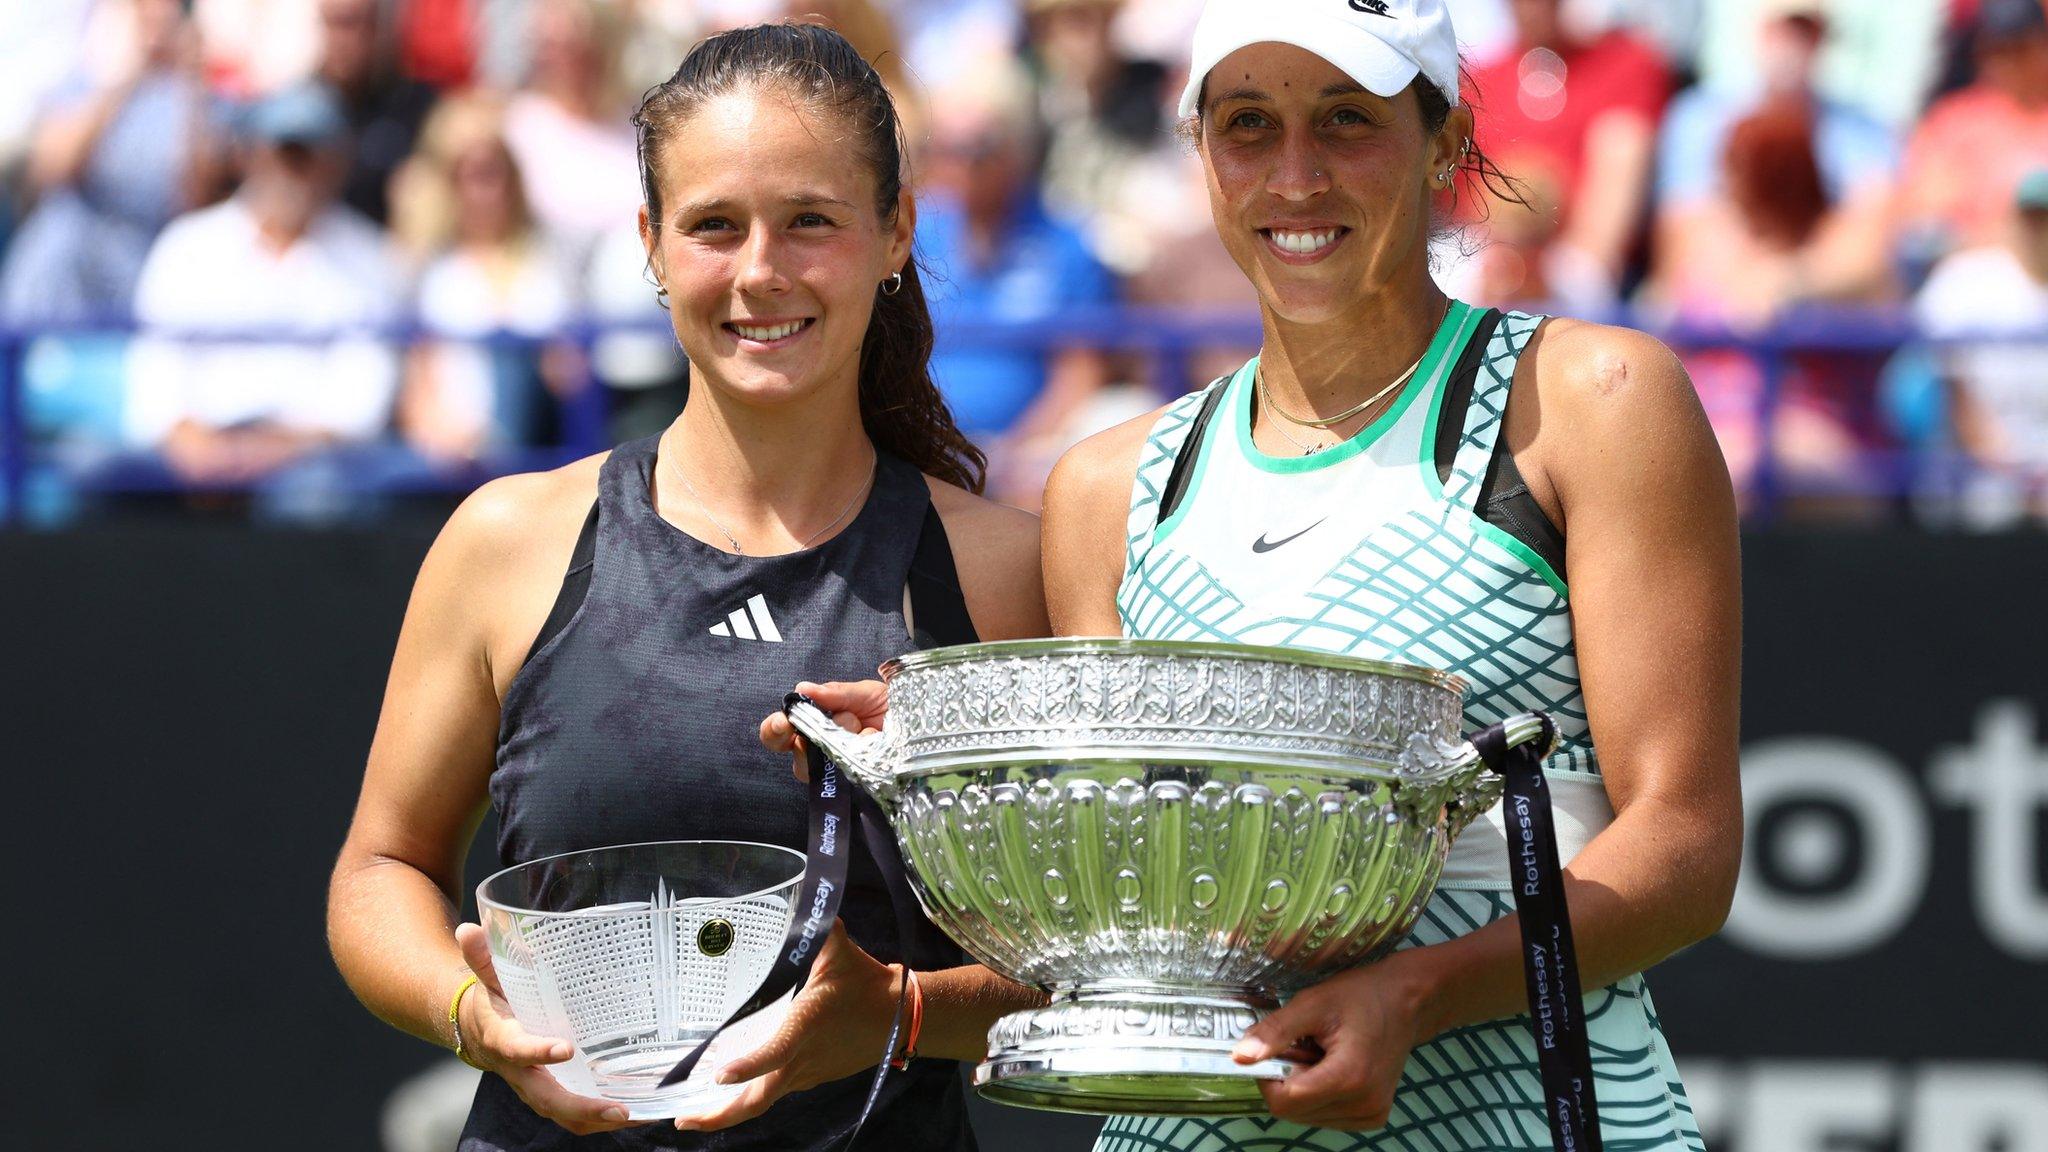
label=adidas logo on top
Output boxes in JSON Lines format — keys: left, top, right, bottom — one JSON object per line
{"left": 710, "top": 593, "right": 783, "bottom": 642}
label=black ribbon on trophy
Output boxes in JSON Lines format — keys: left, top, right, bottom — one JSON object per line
{"left": 660, "top": 693, "right": 917, "bottom": 1152}
{"left": 658, "top": 696, "right": 857, "bottom": 1089}
{"left": 1473, "top": 714, "right": 1602, "bottom": 1152}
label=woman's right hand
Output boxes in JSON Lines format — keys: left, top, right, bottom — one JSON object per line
{"left": 452, "top": 923, "right": 639, "bottom": 1135}
{"left": 759, "top": 679, "right": 889, "bottom": 781}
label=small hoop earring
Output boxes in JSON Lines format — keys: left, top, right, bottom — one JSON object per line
{"left": 880, "top": 271, "right": 904, "bottom": 296}
{"left": 654, "top": 286, "right": 670, "bottom": 308}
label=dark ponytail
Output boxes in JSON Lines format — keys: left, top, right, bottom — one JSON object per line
{"left": 632, "top": 21, "right": 987, "bottom": 493}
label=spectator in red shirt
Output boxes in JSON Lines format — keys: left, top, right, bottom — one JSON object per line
{"left": 1462, "top": 0, "right": 1670, "bottom": 306}
{"left": 1901, "top": 0, "right": 2048, "bottom": 258}
{"left": 1641, "top": 101, "right": 1898, "bottom": 510}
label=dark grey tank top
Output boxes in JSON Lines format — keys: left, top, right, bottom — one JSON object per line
{"left": 462, "top": 434, "right": 977, "bottom": 1152}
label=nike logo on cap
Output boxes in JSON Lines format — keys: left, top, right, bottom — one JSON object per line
{"left": 1252, "top": 519, "right": 1327, "bottom": 553}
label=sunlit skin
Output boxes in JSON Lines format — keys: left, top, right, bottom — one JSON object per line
{"left": 1198, "top": 43, "right": 1470, "bottom": 431}
{"left": 639, "top": 86, "right": 912, "bottom": 431}
{"left": 1043, "top": 39, "right": 1740, "bottom": 1137}
{"left": 326, "top": 34, "right": 1054, "bottom": 1145}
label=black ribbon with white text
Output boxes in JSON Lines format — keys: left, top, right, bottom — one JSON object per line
{"left": 659, "top": 694, "right": 916, "bottom": 1151}
{"left": 1472, "top": 715, "right": 1602, "bottom": 1152}
{"left": 657, "top": 699, "right": 856, "bottom": 1088}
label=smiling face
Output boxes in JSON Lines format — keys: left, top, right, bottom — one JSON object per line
{"left": 640, "top": 85, "right": 912, "bottom": 410}
{"left": 1197, "top": 42, "right": 1466, "bottom": 326}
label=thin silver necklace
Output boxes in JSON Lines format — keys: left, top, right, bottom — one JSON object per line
{"left": 663, "top": 445, "right": 874, "bottom": 555}
{"left": 1264, "top": 405, "right": 1329, "bottom": 455}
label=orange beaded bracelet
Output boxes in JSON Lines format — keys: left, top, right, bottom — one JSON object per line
{"left": 890, "top": 967, "right": 924, "bottom": 1070}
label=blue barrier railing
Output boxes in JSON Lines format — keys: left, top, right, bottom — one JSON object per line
{"left": 1, "top": 307, "right": 2043, "bottom": 525}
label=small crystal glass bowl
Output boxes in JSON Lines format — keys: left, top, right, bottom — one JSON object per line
{"left": 476, "top": 840, "right": 803, "bottom": 1119}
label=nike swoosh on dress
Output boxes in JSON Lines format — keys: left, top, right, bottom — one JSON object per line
{"left": 1251, "top": 519, "right": 1326, "bottom": 553}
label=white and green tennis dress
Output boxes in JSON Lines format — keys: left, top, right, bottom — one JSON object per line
{"left": 1097, "top": 302, "right": 1704, "bottom": 1152}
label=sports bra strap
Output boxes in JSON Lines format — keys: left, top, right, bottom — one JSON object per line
{"left": 1444, "top": 311, "right": 1544, "bottom": 512}
{"left": 1155, "top": 377, "right": 1231, "bottom": 527}
{"left": 520, "top": 501, "right": 598, "bottom": 668}
{"left": 907, "top": 503, "right": 979, "bottom": 648}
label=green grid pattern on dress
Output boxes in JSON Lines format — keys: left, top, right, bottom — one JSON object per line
{"left": 1124, "top": 384, "right": 1222, "bottom": 583}
{"left": 1094, "top": 893, "right": 1706, "bottom": 1152}
{"left": 1291, "top": 509, "right": 1590, "bottom": 773}
{"left": 1103, "top": 310, "right": 1703, "bottom": 1150}
{"left": 1444, "top": 312, "right": 1541, "bottom": 507}
{"left": 1117, "top": 314, "right": 1594, "bottom": 776}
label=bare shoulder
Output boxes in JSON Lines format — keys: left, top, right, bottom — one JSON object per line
{"left": 439, "top": 452, "right": 605, "bottom": 569}
{"left": 926, "top": 477, "right": 1038, "bottom": 550}
{"left": 1046, "top": 404, "right": 1160, "bottom": 504}
{"left": 1522, "top": 317, "right": 1697, "bottom": 423}
{"left": 1519, "top": 317, "right": 1731, "bottom": 526}
{"left": 1042, "top": 401, "right": 1174, "bottom": 635}
{"left": 925, "top": 478, "right": 1050, "bottom": 641}
{"left": 427, "top": 451, "right": 608, "bottom": 692}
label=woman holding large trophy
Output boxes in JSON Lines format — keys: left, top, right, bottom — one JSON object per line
{"left": 1031, "top": 0, "right": 1743, "bottom": 1147}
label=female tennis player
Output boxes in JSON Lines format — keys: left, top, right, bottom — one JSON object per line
{"left": 328, "top": 23, "right": 1045, "bottom": 1150}
{"left": 1040, "top": 0, "right": 1742, "bottom": 1148}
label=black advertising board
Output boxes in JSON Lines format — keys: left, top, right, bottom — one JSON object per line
{"left": 4, "top": 526, "right": 2044, "bottom": 1150}
{"left": 1655, "top": 530, "right": 2048, "bottom": 1151}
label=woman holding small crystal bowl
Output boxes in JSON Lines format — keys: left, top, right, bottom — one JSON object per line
{"left": 330, "top": 23, "right": 1049, "bottom": 1151}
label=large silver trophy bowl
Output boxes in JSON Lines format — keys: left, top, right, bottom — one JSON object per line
{"left": 784, "top": 638, "right": 1554, "bottom": 1116}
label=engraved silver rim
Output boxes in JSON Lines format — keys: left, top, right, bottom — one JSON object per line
{"left": 880, "top": 637, "right": 1469, "bottom": 694}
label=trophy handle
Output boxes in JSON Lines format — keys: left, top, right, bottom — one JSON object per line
{"left": 783, "top": 693, "right": 900, "bottom": 808}
{"left": 1401, "top": 711, "right": 1558, "bottom": 835}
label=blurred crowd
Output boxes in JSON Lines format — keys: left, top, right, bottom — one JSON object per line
{"left": 1, "top": 0, "right": 2046, "bottom": 522}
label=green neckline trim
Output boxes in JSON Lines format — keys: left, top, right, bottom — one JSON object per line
{"left": 1419, "top": 302, "right": 1488, "bottom": 501}
{"left": 1473, "top": 519, "right": 1569, "bottom": 599}
{"left": 1151, "top": 380, "right": 1232, "bottom": 544}
{"left": 1236, "top": 300, "right": 1474, "bottom": 475}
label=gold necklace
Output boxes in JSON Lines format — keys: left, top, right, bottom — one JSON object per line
{"left": 1256, "top": 300, "right": 1449, "bottom": 430}
{"left": 1256, "top": 353, "right": 1421, "bottom": 430}
{"left": 662, "top": 445, "right": 874, "bottom": 555}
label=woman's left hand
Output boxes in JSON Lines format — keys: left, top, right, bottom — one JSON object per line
{"left": 1231, "top": 954, "right": 1437, "bottom": 1131}
{"left": 672, "top": 918, "right": 901, "bottom": 1132}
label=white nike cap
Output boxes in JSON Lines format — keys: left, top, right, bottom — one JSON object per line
{"left": 1177, "top": 0, "right": 1461, "bottom": 120}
